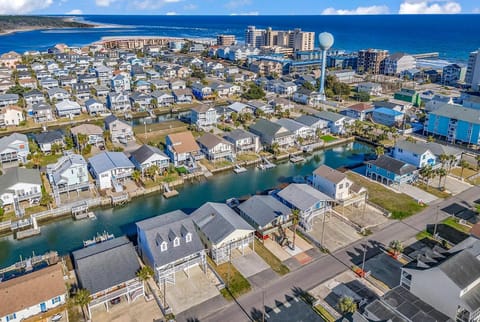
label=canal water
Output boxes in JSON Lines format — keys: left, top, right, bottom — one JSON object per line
{"left": 0, "top": 141, "right": 373, "bottom": 268}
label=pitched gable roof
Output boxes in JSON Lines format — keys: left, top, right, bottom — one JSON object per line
{"left": 167, "top": 131, "right": 200, "bottom": 154}
{"left": 313, "top": 165, "right": 346, "bottom": 184}
{"left": 367, "top": 155, "right": 417, "bottom": 175}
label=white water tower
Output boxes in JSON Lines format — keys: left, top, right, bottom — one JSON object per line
{"left": 318, "top": 32, "right": 334, "bottom": 101}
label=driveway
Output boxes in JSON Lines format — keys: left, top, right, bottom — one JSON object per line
{"left": 398, "top": 183, "right": 437, "bottom": 204}
{"left": 232, "top": 250, "right": 270, "bottom": 278}
{"left": 309, "top": 214, "right": 362, "bottom": 252}
{"left": 444, "top": 175, "right": 473, "bottom": 195}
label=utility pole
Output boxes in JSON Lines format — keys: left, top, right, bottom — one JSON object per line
{"left": 361, "top": 243, "right": 367, "bottom": 278}
{"left": 433, "top": 205, "right": 439, "bottom": 238}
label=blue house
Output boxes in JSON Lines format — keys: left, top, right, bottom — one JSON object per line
{"left": 372, "top": 107, "right": 404, "bottom": 127}
{"left": 423, "top": 104, "right": 480, "bottom": 145}
{"left": 366, "top": 155, "right": 417, "bottom": 186}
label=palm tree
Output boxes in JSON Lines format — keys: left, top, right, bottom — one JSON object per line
{"left": 271, "top": 142, "right": 280, "bottom": 156}
{"left": 389, "top": 240, "right": 404, "bottom": 256}
{"left": 375, "top": 146, "right": 384, "bottom": 156}
{"left": 459, "top": 159, "right": 470, "bottom": 179}
{"left": 77, "top": 133, "right": 88, "bottom": 154}
{"left": 435, "top": 167, "right": 447, "bottom": 189}
{"left": 439, "top": 154, "right": 449, "bottom": 169}
{"left": 74, "top": 288, "right": 92, "bottom": 321}
{"left": 337, "top": 296, "right": 357, "bottom": 316}
{"left": 136, "top": 266, "right": 154, "bottom": 295}
{"left": 291, "top": 209, "right": 300, "bottom": 249}
{"left": 419, "top": 165, "right": 433, "bottom": 190}
{"left": 132, "top": 170, "right": 141, "bottom": 184}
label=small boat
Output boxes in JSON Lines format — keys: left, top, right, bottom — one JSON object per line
{"left": 87, "top": 212, "right": 97, "bottom": 220}
{"left": 290, "top": 155, "right": 305, "bottom": 163}
{"left": 83, "top": 231, "right": 114, "bottom": 247}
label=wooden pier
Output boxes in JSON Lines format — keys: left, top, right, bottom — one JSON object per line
{"left": 163, "top": 184, "right": 179, "bottom": 198}
{"left": 111, "top": 193, "right": 130, "bottom": 206}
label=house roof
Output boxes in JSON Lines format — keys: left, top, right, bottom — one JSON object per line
{"left": 191, "top": 202, "right": 254, "bottom": 245}
{"left": 367, "top": 155, "right": 417, "bottom": 176}
{"left": 71, "top": 124, "right": 103, "bottom": 136}
{"left": 223, "top": 129, "right": 257, "bottom": 142}
{"left": 316, "top": 111, "right": 346, "bottom": 122}
{"left": 34, "top": 130, "right": 64, "bottom": 144}
{"left": 249, "top": 119, "right": 291, "bottom": 139}
{"left": 0, "top": 264, "right": 66, "bottom": 318}
{"left": 0, "top": 132, "right": 27, "bottom": 152}
{"left": 347, "top": 103, "right": 373, "bottom": 112}
{"left": 190, "top": 103, "right": 213, "bottom": 113}
{"left": 277, "top": 184, "right": 332, "bottom": 211}
{"left": 46, "top": 153, "right": 86, "bottom": 185}
{"left": 72, "top": 236, "right": 140, "bottom": 295}
{"left": 32, "top": 103, "right": 51, "bottom": 112}
{"left": 374, "top": 107, "right": 403, "bottom": 116}
{"left": 196, "top": 132, "right": 230, "bottom": 150}
{"left": 167, "top": 131, "right": 200, "bottom": 154}
{"left": 130, "top": 144, "right": 168, "bottom": 164}
{"left": 237, "top": 195, "right": 291, "bottom": 228}
{"left": 438, "top": 251, "right": 480, "bottom": 290}
{"left": 228, "top": 102, "right": 250, "bottom": 113}
{"left": 55, "top": 100, "right": 81, "bottom": 110}
{"left": 0, "top": 168, "right": 41, "bottom": 196}
{"left": 295, "top": 115, "right": 325, "bottom": 127}
{"left": 276, "top": 118, "right": 308, "bottom": 133}
{"left": 88, "top": 151, "right": 134, "bottom": 174}
{"left": 430, "top": 104, "right": 480, "bottom": 125}
{"left": 313, "top": 165, "right": 346, "bottom": 184}
{"left": 136, "top": 210, "right": 204, "bottom": 268}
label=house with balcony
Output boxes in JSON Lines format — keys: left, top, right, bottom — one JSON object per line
{"left": 316, "top": 111, "right": 355, "bottom": 135}
{"left": 111, "top": 74, "right": 131, "bottom": 93}
{"left": 357, "top": 82, "right": 382, "bottom": 96}
{"left": 0, "top": 132, "right": 29, "bottom": 164}
{"left": 31, "top": 103, "right": 54, "bottom": 123}
{"left": 129, "top": 92, "right": 152, "bottom": 110}
{"left": 196, "top": 133, "right": 234, "bottom": 162}
{"left": 0, "top": 168, "right": 42, "bottom": 212}
{"left": 372, "top": 107, "right": 404, "bottom": 127}
{"left": 165, "top": 131, "right": 202, "bottom": 167}
{"left": 107, "top": 91, "right": 131, "bottom": 112}
{"left": 23, "top": 89, "right": 45, "bottom": 107}
{"left": 72, "top": 237, "right": 144, "bottom": 319}
{"left": 223, "top": 129, "right": 260, "bottom": 153}
{"left": 46, "top": 153, "right": 89, "bottom": 194}
{"left": 341, "top": 103, "right": 374, "bottom": 121}
{"left": 191, "top": 202, "right": 255, "bottom": 265}
{"left": 249, "top": 119, "right": 295, "bottom": 149}
{"left": 312, "top": 165, "right": 366, "bottom": 203}
{"left": 0, "top": 106, "right": 24, "bottom": 127}
{"left": 47, "top": 88, "right": 70, "bottom": 102}
{"left": 85, "top": 98, "right": 106, "bottom": 116}
{"left": 151, "top": 90, "right": 175, "bottom": 107}
{"left": 293, "top": 88, "right": 322, "bottom": 106}
{"left": 237, "top": 195, "right": 292, "bottom": 240}
{"left": 136, "top": 210, "right": 207, "bottom": 285}
{"left": 39, "top": 78, "right": 59, "bottom": 89}
{"left": 88, "top": 152, "right": 135, "bottom": 190}
{"left": 295, "top": 115, "right": 329, "bottom": 134}
{"left": 34, "top": 130, "right": 64, "bottom": 153}
{"left": 276, "top": 118, "right": 315, "bottom": 140}
{"left": 227, "top": 102, "right": 253, "bottom": 115}
{"left": 275, "top": 183, "right": 333, "bottom": 231}
{"left": 104, "top": 115, "right": 134, "bottom": 144}
{"left": 191, "top": 82, "right": 215, "bottom": 101}
{"left": 394, "top": 139, "right": 463, "bottom": 169}
{"left": 172, "top": 89, "right": 193, "bottom": 104}
{"left": 55, "top": 100, "right": 82, "bottom": 118}
{"left": 70, "top": 124, "right": 105, "bottom": 148}
{"left": 0, "top": 264, "right": 67, "bottom": 322}
{"left": 366, "top": 155, "right": 417, "bottom": 186}
{"left": 129, "top": 144, "right": 170, "bottom": 174}
{"left": 190, "top": 104, "right": 217, "bottom": 129}
{"left": 0, "top": 94, "right": 19, "bottom": 107}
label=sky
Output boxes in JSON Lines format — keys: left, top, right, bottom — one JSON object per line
{"left": 0, "top": 0, "right": 479, "bottom": 16}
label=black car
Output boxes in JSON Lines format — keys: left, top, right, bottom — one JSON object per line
{"left": 110, "top": 297, "right": 121, "bottom": 305}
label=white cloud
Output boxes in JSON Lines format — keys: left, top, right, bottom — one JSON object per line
{"left": 0, "top": 0, "right": 53, "bottom": 14}
{"left": 229, "top": 11, "right": 259, "bottom": 16}
{"left": 399, "top": 1, "right": 461, "bottom": 14}
{"left": 166, "top": 11, "right": 177, "bottom": 15}
{"left": 474, "top": 8, "right": 480, "bottom": 13}
{"left": 322, "top": 5, "right": 390, "bottom": 15}
{"left": 183, "top": 3, "right": 197, "bottom": 10}
{"left": 134, "top": 0, "right": 181, "bottom": 10}
{"left": 96, "top": 0, "right": 117, "bottom": 7}
{"left": 66, "top": 9, "right": 83, "bottom": 14}
{"left": 225, "top": 0, "right": 251, "bottom": 9}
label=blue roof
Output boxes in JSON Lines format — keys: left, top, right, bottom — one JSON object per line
{"left": 374, "top": 107, "right": 403, "bottom": 116}
{"left": 89, "top": 152, "right": 134, "bottom": 174}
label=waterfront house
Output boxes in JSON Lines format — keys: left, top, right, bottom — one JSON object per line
{"left": 93, "top": 85, "right": 110, "bottom": 98}
{"left": 393, "top": 139, "right": 463, "bottom": 168}
{"left": 366, "top": 155, "right": 417, "bottom": 186}
{"left": 111, "top": 74, "right": 131, "bottom": 93}
{"left": 0, "top": 264, "right": 67, "bottom": 322}
{"left": 85, "top": 98, "right": 106, "bottom": 116}
{"left": 372, "top": 107, "right": 404, "bottom": 127}
{"left": 107, "top": 91, "right": 131, "bottom": 112}
{"left": 72, "top": 237, "right": 144, "bottom": 318}
{"left": 227, "top": 102, "right": 253, "bottom": 115}
{"left": 341, "top": 103, "right": 374, "bottom": 121}
{"left": 223, "top": 129, "right": 260, "bottom": 153}
{"left": 312, "top": 165, "right": 366, "bottom": 202}
{"left": 129, "top": 92, "right": 152, "bottom": 110}
{"left": 151, "top": 90, "right": 174, "bottom": 107}
{"left": 0, "top": 106, "right": 24, "bottom": 127}
{"left": 55, "top": 100, "right": 82, "bottom": 118}
{"left": 165, "top": 131, "right": 202, "bottom": 167}
{"left": 190, "top": 104, "right": 217, "bottom": 129}
{"left": 88, "top": 152, "right": 135, "bottom": 190}
{"left": 356, "top": 82, "right": 382, "bottom": 96}
{"left": 46, "top": 153, "right": 89, "bottom": 194}
{"left": 136, "top": 210, "right": 207, "bottom": 285}
{"left": 191, "top": 82, "right": 215, "bottom": 101}
{"left": 295, "top": 115, "right": 329, "bottom": 134}
{"left": 71, "top": 124, "right": 105, "bottom": 148}
{"left": 0, "top": 167, "right": 42, "bottom": 210}
{"left": 249, "top": 119, "right": 295, "bottom": 148}
{"left": 172, "top": 89, "right": 193, "bottom": 104}
{"left": 237, "top": 195, "right": 292, "bottom": 240}
{"left": 34, "top": 130, "right": 64, "bottom": 153}
{"left": 129, "top": 144, "right": 170, "bottom": 174}
{"left": 47, "top": 88, "right": 70, "bottom": 102}
{"left": 276, "top": 118, "right": 315, "bottom": 140}
{"left": 191, "top": 202, "right": 255, "bottom": 265}
{"left": 104, "top": 115, "right": 134, "bottom": 144}
{"left": 276, "top": 183, "right": 333, "bottom": 231}
{"left": 23, "top": 89, "right": 46, "bottom": 107}
{"left": 316, "top": 111, "right": 354, "bottom": 135}
{"left": 423, "top": 104, "right": 480, "bottom": 145}
{"left": 0, "top": 133, "right": 29, "bottom": 164}
{"left": 196, "top": 132, "right": 234, "bottom": 162}
{"left": 31, "top": 103, "right": 54, "bottom": 123}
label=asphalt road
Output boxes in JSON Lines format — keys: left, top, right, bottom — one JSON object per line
{"left": 179, "top": 186, "right": 480, "bottom": 322}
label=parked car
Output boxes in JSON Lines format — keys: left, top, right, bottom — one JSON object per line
{"left": 51, "top": 313, "right": 62, "bottom": 322}
{"left": 110, "top": 297, "right": 121, "bottom": 305}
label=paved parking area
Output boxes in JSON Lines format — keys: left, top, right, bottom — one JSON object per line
{"left": 263, "top": 229, "right": 313, "bottom": 262}
{"left": 92, "top": 296, "right": 163, "bottom": 322}
{"left": 165, "top": 265, "right": 220, "bottom": 314}
{"left": 309, "top": 213, "right": 361, "bottom": 252}
{"left": 232, "top": 250, "right": 270, "bottom": 278}
{"left": 363, "top": 253, "right": 403, "bottom": 289}
{"left": 398, "top": 183, "right": 437, "bottom": 204}
{"left": 444, "top": 176, "right": 472, "bottom": 195}
{"left": 335, "top": 203, "right": 391, "bottom": 229}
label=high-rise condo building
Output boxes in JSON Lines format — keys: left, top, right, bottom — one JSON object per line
{"left": 216, "top": 35, "right": 236, "bottom": 46}
{"left": 245, "top": 26, "right": 315, "bottom": 51}
{"left": 466, "top": 49, "right": 480, "bottom": 91}
{"left": 357, "top": 49, "right": 389, "bottom": 75}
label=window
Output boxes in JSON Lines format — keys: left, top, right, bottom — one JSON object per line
{"left": 160, "top": 241, "right": 167, "bottom": 252}
{"left": 173, "top": 237, "right": 180, "bottom": 247}
{"left": 52, "top": 296, "right": 61, "bottom": 304}
{"left": 186, "top": 233, "right": 192, "bottom": 243}
{"left": 338, "top": 184, "right": 343, "bottom": 189}
{"left": 6, "top": 313, "right": 16, "bottom": 321}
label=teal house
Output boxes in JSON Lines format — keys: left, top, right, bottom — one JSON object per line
{"left": 366, "top": 155, "right": 417, "bottom": 186}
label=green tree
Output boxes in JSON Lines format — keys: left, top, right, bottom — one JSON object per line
{"left": 375, "top": 146, "right": 384, "bottom": 156}
{"left": 337, "top": 296, "right": 357, "bottom": 316}
{"left": 302, "top": 81, "right": 316, "bottom": 91}
{"left": 419, "top": 165, "right": 434, "bottom": 190}
{"left": 242, "top": 83, "right": 265, "bottom": 100}
{"left": 74, "top": 288, "right": 92, "bottom": 321}
{"left": 476, "top": 155, "right": 480, "bottom": 171}
{"left": 291, "top": 209, "right": 300, "bottom": 249}
{"left": 389, "top": 240, "right": 404, "bottom": 256}
{"left": 136, "top": 266, "right": 154, "bottom": 295}
{"left": 435, "top": 167, "right": 447, "bottom": 189}
{"left": 40, "top": 185, "right": 53, "bottom": 208}
{"left": 132, "top": 170, "right": 142, "bottom": 183}
{"left": 354, "top": 91, "right": 370, "bottom": 102}
{"left": 459, "top": 159, "right": 470, "bottom": 178}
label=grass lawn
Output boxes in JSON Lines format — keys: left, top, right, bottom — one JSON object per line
{"left": 200, "top": 159, "right": 232, "bottom": 171}
{"left": 236, "top": 152, "right": 260, "bottom": 162}
{"left": 26, "top": 153, "right": 62, "bottom": 168}
{"left": 415, "top": 230, "right": 433, "bottom": 241}
{"left": 0, "top": 211, "right": 16, "bottom": 222}
{"left": 313, "top": 305, "right": 336, "bottom": 322}
{"left": 450, "top": 167, "right": 478, "bottom": 179}
{"left": 346, "top": 172, "right": 425, "bottom": 220}
{"left": 415, "top": 183, "right": 451, "bottom": 199}
{"left": 254, "top": 239, "right": 289, "bottom": 276}
{"left": 442, "top": 216, "right": 471, "bottom": 234}
{"left": 320, "top": 135, "right": 337, "bottom": 143}
{"left": 208, "top": 258, "right": 251, "bottom": 300}
{"left": 24, "top": 205, "right": 48, "bottom": 216}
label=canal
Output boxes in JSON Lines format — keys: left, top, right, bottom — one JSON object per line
{"left": 0, "top": 141, "right": 373, "bottom": 268}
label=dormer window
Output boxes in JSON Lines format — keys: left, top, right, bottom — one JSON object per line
{"left": 160, "top": 241, "right": 167, "bottom": 252}
{"left": 186, "top": 233, "right": 192, "bottom": 243}
{"left": 173, "top": 237, "right": 180, "bottom": 247}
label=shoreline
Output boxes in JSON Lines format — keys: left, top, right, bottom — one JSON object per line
{"left": 0, "top": 17, "right": 98, "bottom": 37}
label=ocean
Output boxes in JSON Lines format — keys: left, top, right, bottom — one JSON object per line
{"left": 0, "top": 15, "right": 479, "bottom": 62}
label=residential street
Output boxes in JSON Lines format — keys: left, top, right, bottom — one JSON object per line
{"left": 178, "top": 185, "right": 480, "bottom": 322}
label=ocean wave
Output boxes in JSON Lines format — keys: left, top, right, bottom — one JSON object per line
{"left": 134, "top": 25, "right": 209, "bottom": 31}
{"left": 41, "top": 29, "right": 139, "bottom": 34}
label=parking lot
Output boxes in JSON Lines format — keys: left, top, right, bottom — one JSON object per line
{"left": 309, "top": 213, "right": 362, "bottom": 252}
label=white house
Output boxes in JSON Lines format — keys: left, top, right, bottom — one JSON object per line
{"left": 382, "top": 53, "right": 416, "bottom": 76}
{"left": 393, "top": 139, "right": 462, "bottom": 169}
{"left": 223, "top": 129, "right": 260, "bottom": 153}
{"left": 0, "top": 132, "right": 29, "bottom": 164}
{"left": 312, "top": 165, "right": 365, "bottom": 201}
{"left": 276, "top": 118, "right": 315, "bottom": 140}
{"left": 165, "top": 131, "right": 202, "bottom": 167}
{"left": 316, "top": 111, "right": 355, "bottom": 135}
{"left": 0, "top": 106, "right": 24, "bottom": 127}
{"left": 190, "top": 104, "right": 217, "bottom": 129}
{"left": 357, "top": 82, "right": 382, "bottom": 96}
{"left": 0, "top": 264, "right": 67, "bottom": 322}
{"left": 55, "top": 100, "right": 82, "bottom": 117}
{"left": 130, "top": 144, "right": 170, "bottom": 174}
{"left": 46, "top": 153, "right": 89, "bottom": 193}
{"left": 85, "top": 98, "right": 106, "bottom": 116}
{"left": 110, "top": 74, "right": 131, "bottom": 93}
{"left": 107, "top": 92, "right": 131, "bottom": 112}
{"left": 88, "top": 152, "right": 135, "bottom": 190}
{"left": 0, "top": 168, "right": 42, "bottom": 209}
{"left": 196, "top": 133, "right": 234, "bottom": 161}
{"left": 104, "top": 115, "right": 134, "bottom": 144}
{"left": 70, "top": 124, "right": 105, "bottom": 148}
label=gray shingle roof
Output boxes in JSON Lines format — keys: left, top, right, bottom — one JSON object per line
{"left": 223, "top": 129, "right": 257, "bottom": 142}
{"left": 0, "top": 133, "right": 27, "bottom": 152}
{"left": 249, "top": 119, "right": 291, "bottom": 139}
{"left": 88, "top": 152, "right": 134, "bottom": 175}
{"left": 313, "top": 165, "right": 346, "bottom": 184}
{"left": 367, "top": 155, "right": 417, "bottom": 176}
{"left": 395, "top": 139, "right": 463, "bottom": 157}
{"left": 34, "top": 130, "right": 64, "bottom": 144}
{"left": 277, "top": 184, "right": 332, "bottom": 211}
{"left": 72, "top": 236, "right": 140, "bottom": 295}
{"left": 46, "top": 154, "right": 87, "bottom": 185}
{"left": 191, "top": 202, "right": 254, "bottom": 245}
{"left": 237, "top": 195, "right": 291, "bottom": 228}
{"left": 136, "top": 210, "right": 204, "bottom": 268}
{"left": 196, "top": 133, "right": 230, "bottom": 150}
{"left": 439, "top": 251, "right": 480, "bottom": 290}
{"left": 0, "top": 168, "right": 41, "bottom": 196}
{"left": 276, "top": 118, "right": 307, "bottom": 133}
{"left": 130, "top": 144, "right": 168, "bottom": 164}
{"left": 315, "top": 111, "right": 346, "bottom": 122}
{"left": 295, "top": 115, "right": 324, "bottom": 127}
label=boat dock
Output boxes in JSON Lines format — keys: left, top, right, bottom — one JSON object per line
{"left": 11, "top": 217, "right": 41, "bottom": 240}
{"left": 72, "top": 202, "right": 89, "bottom": 220}
{"left": 258, "top": 157, "right": 276, "bottom": 170}
{"left": 111, "top": 193, "right": 130, "bottom": 206}
{"left": 163, "top": 184, "right": 179, "bottom": 198}
{"left": 83, "top": 231, "right": 114, "bottom": 247}
{"left": 290, "top": 155, "right": 305, "bottom": 163}
{"left": 233, "top": 164, "right": 247, "bottom": 174}
{"left": 0, "top": 251, "right": 59, "bottom": 276}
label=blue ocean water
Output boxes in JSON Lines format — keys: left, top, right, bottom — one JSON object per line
{"left": 0, "top": 15, "right": 479, "bottom": 61}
